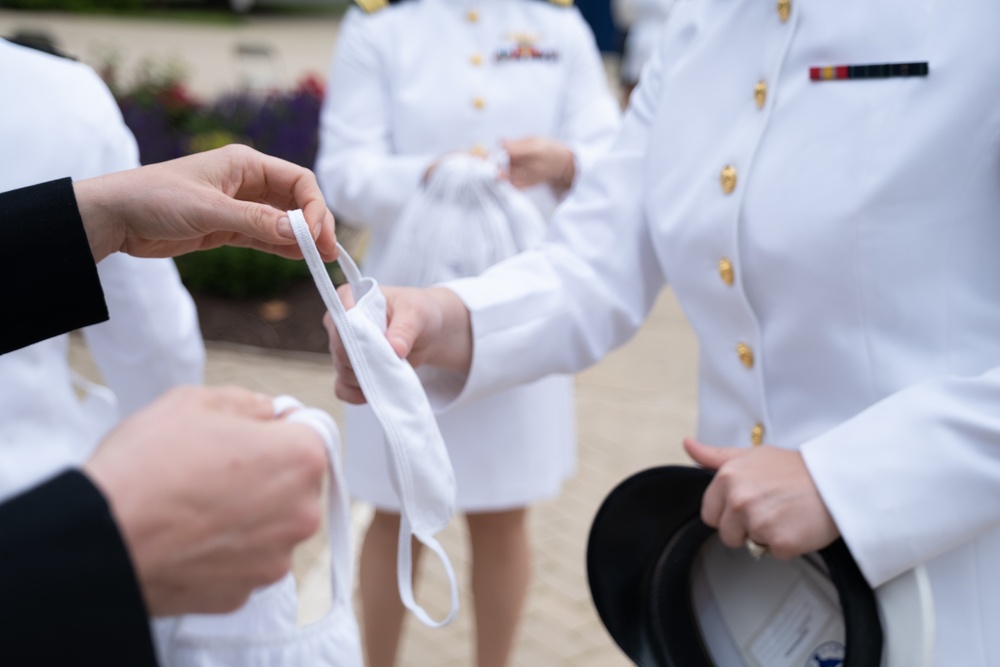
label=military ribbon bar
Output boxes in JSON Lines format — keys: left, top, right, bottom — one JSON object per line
{"left": 809, "top": 62, "right": 929, "bottom": 81}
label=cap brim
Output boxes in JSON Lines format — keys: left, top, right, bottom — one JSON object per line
{"left": 587, "top": 466, "right": 921, "bottom": 667}
{"left": 586, "top": 466, "right": 713, "bottom": 665}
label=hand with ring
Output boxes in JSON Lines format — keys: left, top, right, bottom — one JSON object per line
{"left": 745, "top": 537, "right": 769, "bottom": 560}
{"left": 684, "top": 437, "right": 840, "bottom": 560}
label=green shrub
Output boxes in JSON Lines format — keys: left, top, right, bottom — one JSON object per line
{"left": 174, "top": 247, "right": 311, "bottom": 299}
{"left": 174, "top": 246, "right": 343, "bottom": 299}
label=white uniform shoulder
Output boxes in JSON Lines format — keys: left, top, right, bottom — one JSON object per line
{"left": 0, "top": 42, "right": 123, "bottom": 124}
{"left": 0, "top": 39, "right": 138, "bottom": 186}
{"left": 525, "top": 0, "right": 577, "bottom": 9}
{"left": 351, "top": 0, "right": 572, "bottom": 17}
{"left": 0, "top": 39, "right": 112, "bottom": 112}
{"left": 506, "top": 0, "right": 581, "bottom": 24}
{"left": 349, "top": 0, "right": 408, "bottom": 15}
{"left": 510, "top": 0, "right": 595, "bottom": 44}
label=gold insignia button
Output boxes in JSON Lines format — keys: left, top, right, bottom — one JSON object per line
{"left": 466, "top": 9, "right": 479, "bottom": 22}
{"left": 473, "top": 96, "right": 486, "bottom": 110}
{"left": 471, "top": 143, "right": 488, "bottom": 157}
{"left": 777, "top": 0, "right": 791, "bottom": 22}
{"left": 751, "top": 423, "right": 765, "bottom": 446}
{"left": 754, "top": 80, "right": 767, "bottom": 109}
{"left": 718, "top": 257, "right": 734, "bottom": 286}
{"left": 720, "top": 165, "right": 737, "bottom": 194}
{"left": 470, "top": 53, "right": 483, "bottom": 66}
{"left": 737, "top": 342, "right": 754, "bottom": 369}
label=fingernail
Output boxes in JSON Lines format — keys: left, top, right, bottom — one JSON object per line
{"left": 312, "top": 221, "right": 321, "bottom": 240}
{"left": 277, "top": 216, "right": 294, "bottom": 239}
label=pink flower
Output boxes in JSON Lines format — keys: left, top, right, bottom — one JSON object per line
{"left": 296, "top": 73, "right": 325, "bottom": 100}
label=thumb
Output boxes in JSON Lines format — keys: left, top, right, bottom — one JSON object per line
{"left": 385, "top": 294, "right": 427, "bottom": 360}
{"left": 684, "top": 437, "right": 746, "bottom": 471}
{"left": 198, "top": 386, "right": 275, "bottom": 420}
{"left": 219, "top": 198, "right": 300, "bottom": 245}
{"left": 501, "top": 138, "right": 523, "bottom": 156}
{"left": 336, "top": 283, "right": 357, "bottom": 310}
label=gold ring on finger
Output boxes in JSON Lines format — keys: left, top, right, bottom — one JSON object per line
{"left": 745, "top": 537, "right": 769, "bottom": 561}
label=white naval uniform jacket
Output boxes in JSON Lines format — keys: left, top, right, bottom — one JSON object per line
{"left": 0, "top": 41, "right": 205, "bottom": 502}
{"left": 435, "top": 0, "right": 1000, "bottom": 662}
{"left": 316, "top": 0, "right": 619, "bottom": 510}
{"left": 317, "top": 0, "right": 620, "bottom": 233}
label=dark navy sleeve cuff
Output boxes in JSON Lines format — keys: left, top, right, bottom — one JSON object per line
{"left": 0, "top": 470, "right": 158, "bottom": 665}
{"left": 0, "top": 177, "right": 109, "bottom": 355}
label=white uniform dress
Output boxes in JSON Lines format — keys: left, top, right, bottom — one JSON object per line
{"left": 428, "top": 0, "right": 1000, "bottom": 663}
{"left": 0, "top": 40, "right": 205, "bottom": 503}
{"left": 316, "top": 0, "right": 619, "bottom": 511}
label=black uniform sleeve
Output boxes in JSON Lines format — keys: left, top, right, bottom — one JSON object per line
{"left": 0, "top": 470, "right": 158, "bottom": 665}
{"left": 0, "top": 178, "right": 109, "bottom": 355}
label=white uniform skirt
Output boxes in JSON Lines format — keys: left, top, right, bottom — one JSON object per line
{"left": 345, "top": 374, "right": 576, "bottom": 513}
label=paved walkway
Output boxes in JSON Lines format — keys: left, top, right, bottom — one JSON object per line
{"left": 22, "top": 7, "right": 702, "bottom": 664}
{"left": 0, "top": 10, "right": 342, "bottom": 97}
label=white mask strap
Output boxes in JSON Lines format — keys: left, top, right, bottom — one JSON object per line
{"left": 287, "top": 223, "right": 358, "bottom": 326}
{"left": 398, "top": 515, "right": 460, "bottom": 628}
{"left": 274, "top": 396, "right": 354, "bottom": 610}
{"left": 289, "top": 210, "right": 459, "bottom": 627}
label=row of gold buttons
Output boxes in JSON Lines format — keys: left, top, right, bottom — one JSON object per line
{"left": 750, "top": 0, "right": 790, "bottom": 113}
{"left": 717, "top": 0, "right": 789, "bottom": 446}
{"left": 467, "top": 9, "right": 486, "bottom": 110}
{"left": 750, "top": 0, "right": 789, "bottom": 445}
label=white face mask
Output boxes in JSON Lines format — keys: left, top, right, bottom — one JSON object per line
{"left": 368, "top": 151, "right": 546, "bottom": 287}
{"left": 153, "top": 396, "right": 363, "bottom": 666}
{"left": 288, "top": 209, "right": 460, "bottom": 628}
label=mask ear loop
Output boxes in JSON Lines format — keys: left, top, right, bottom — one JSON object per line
{"left": 289, "top": 210, "right": 459, "bottom": 628}
{"left": 274, "top": 397, "right": 356, "bottom": 617}
{"left": 398, "top": 514, "right": 460, "bottom": 628}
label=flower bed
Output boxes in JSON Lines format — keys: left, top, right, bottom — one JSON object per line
{"left": 105, "top": 60, "right": 328, "bottom": 299}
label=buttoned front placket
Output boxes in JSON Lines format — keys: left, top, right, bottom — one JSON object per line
{"left": 651, "top": 0, "right": 802, "bottom": 448}
{"left": 717, "top": 0, "right": 801, "bottom": 448}
{"left": 462, "top": 0, "right": 490, "bottom": 151}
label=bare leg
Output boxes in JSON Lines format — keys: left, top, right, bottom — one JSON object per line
{"left": 466, "top": 508, "right": 532, "bottom": 667}
{"left": 621, "top": 82, "right": 637, "bottom": 109}
{"left": 358, "top": 510, "right": 423, "bottom": 667}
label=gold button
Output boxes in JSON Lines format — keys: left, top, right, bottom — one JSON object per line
{"left": 718, "top": 257, "right": 734, "bottom": 286}
{"left": 466, "top": 9, "right": 479, "bottom": 22}
{"left": 754, "top": 80, "right": 767, "bottom": 109}
{"left": 751, "top": 423, "right": 765, "bottom": 446}
{"left": 720, "top": 165, "right": 737, "bottom": 194}
{"left": 470, "top": 143, "right": 488, "bottom": 157}
{"left": 472, "top": 96, "right": 486, "bottom": 110}
{"left": 737, "top": 342, "right": 754, "bottom": 369}
{"left": 777, "top": 0, "right": 791, "bottom": 22}
{"left": 470, "top": 53, "right": 483, "bottom": 66}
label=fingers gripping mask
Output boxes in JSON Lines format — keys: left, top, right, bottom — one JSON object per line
{"left": 289, "top": 210, "right": 460, "bottom": 627}
{"left": 153, "top": 396, "right": 363, "bottom": 666}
